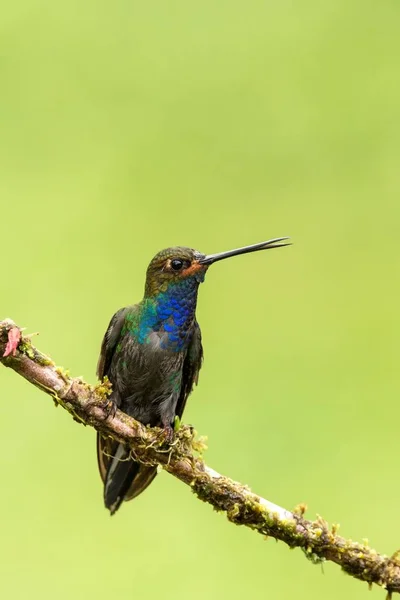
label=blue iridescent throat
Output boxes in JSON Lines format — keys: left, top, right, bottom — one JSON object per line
{"left": 137, "top": 277, "right": 200, "bottom": 351}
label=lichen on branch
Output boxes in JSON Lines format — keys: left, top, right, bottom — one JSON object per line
{"left": 1, "top": 318, "right": 399, "bottom": 597}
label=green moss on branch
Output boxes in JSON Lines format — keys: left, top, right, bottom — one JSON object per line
{"left": 1, "top": 318, "right": 399, "bottom": 596}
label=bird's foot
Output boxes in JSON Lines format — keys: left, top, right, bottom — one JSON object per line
{"left": 87, "top": 397, "right": 117, "bottom": 420}
{"left": 100, "top": 397, "right": 117, "bottom": 420}
{"left": 160, "top": 425, "right": 174, "bottom": 445}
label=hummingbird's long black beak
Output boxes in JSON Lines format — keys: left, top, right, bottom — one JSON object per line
{"left": 198, "top": 237, "right": 291, "bottom": 265}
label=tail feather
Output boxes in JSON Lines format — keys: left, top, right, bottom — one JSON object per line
{"left": 97, "top": 434, "right": 157, "bottom": 514}
{"left": 104, "top": 444, "right": 138, "bottom": 514}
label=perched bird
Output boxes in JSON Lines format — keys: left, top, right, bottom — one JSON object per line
{"left": 97, "top": 237, "right": 289, "bottom": 514}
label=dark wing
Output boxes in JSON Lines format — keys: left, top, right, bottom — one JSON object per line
{"left": 97, "top": 434, "right": 116, "bottom": 485}
{"left": 176, "top": 321, "right": 203, "bottom": 419}
{"left": 97, "top": 306, "right": 128, "bottom": 484}
{"left": 96, "top": 304, "right": 157, "bottom": 509}
{"left": 96, "top": 306, "right": 129, "bottom": 380}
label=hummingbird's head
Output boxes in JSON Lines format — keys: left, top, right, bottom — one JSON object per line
{"left": 144, "top": 238, "right": 290, "bottom": 297}
{"left": 145, "top": 247, "right": 207, "bottom": 296}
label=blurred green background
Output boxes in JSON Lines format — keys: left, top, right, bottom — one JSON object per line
{"left": 1, "top": 1, "right": 399, "bottom": 599}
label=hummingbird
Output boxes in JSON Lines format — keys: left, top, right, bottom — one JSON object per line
{"left": 97, "top": 237, "right": 289, "bottom": 514}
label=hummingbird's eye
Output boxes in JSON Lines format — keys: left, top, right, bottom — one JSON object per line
{"left": 171, "top": 259, "right": 184, "bottom": 271}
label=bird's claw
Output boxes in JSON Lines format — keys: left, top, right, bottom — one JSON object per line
{"left": 158, "top": 425, "right": 174, "bottom": 445}
{"left": 100, "top": 398, "right": 117, "bottom": 420}
{"left": 87, "top": 397, "right": 117, "bottom": 420}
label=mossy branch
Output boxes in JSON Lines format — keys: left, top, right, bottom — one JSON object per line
{"left": 1, "top": 318, "right": 399, "bottom": 597}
